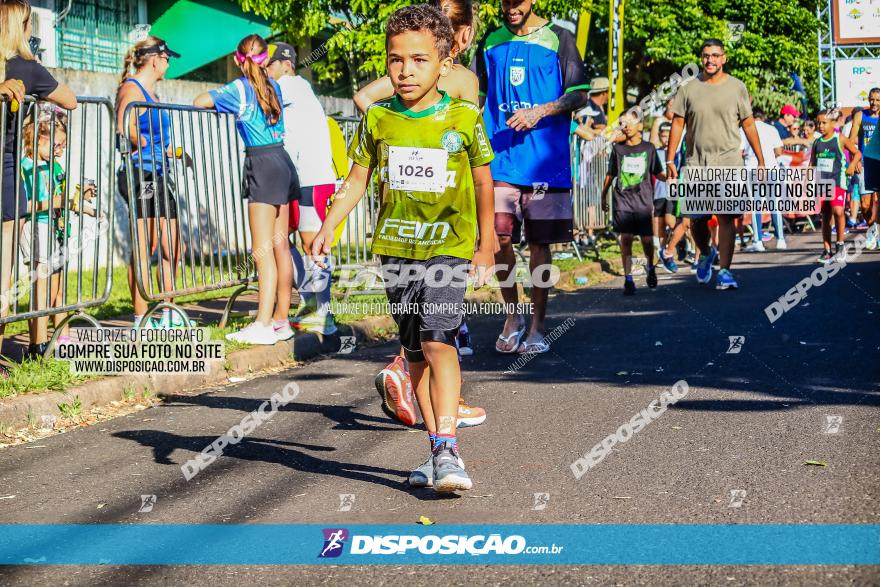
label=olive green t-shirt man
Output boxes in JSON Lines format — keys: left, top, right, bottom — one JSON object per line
{"left": 671, "top": 73, "right": 752, "bottom": 167}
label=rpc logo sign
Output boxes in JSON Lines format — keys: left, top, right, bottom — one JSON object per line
{"left": 852, "top": 66, "right": 873, "bottom": 76}
{"left": 318, "top": 528, "right": 348, "bottom": 558}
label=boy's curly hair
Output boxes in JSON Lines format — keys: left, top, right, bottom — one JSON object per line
{"left": 386, "top": 4, "right": 454, "bottom": 60}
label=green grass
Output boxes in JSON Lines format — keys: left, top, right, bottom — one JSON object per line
{"left": 57, "top": 395, "right": 82, "bottom": 419}
{"left": 3, "top": 264, "right": 246, "bottom": 337}
{"left": 0, "top": 357, "right": 89, "bottom": 399}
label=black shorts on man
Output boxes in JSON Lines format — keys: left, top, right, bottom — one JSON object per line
{"left": 864, "top": 157, "right": 880, "bottom": 193}
{"left": 653, "top": 197, "right": 676, "bottom": 218}
{"left": 614, "top": 209, "right": 653, "bottom": 236}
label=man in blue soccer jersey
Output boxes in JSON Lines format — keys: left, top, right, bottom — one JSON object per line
{"left": 472, "top": 0, "right": 589, "bottom": 354}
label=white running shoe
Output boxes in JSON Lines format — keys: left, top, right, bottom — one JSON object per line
{"left": 225, "top": 322, "right": 279, "bottom": 345}
{"left": 866, "top": 224, "right": 879, "bottom": 251}
{"left": 743, "top": 242, "right": 765, "bottom": 253}
{"left": 776, "top": 239, "right": 788, "bottom": 250}
{"left": 274, "top": 320, "right": 295, "bottom": 341}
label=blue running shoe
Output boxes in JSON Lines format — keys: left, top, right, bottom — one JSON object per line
{"left": 658, "top": 249, "right": 678, "bottom": 273}
{"left": 716, "top": 268, "right": 738, "bottom": 290}
{"left": 695, "top": 249, "right": 716, "bottom": 284}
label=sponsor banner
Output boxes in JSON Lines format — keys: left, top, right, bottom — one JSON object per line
{"left": 834, "top": 58, "right": 880, "bottom": 107}
{"left": 832, "top": 0, "right": 880, "bottom": 44}
{"left": 1, "top": 525, "right": 878, "bottom": 565}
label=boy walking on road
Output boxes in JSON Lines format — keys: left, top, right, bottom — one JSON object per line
{"left": 311, "top": 5, "right": 495, "bottom": 493}
{"left": 602, "top": 112, "right": 664, "bottom": 295}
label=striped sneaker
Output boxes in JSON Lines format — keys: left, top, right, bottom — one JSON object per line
{"left": 374, "top": 356, "right": 417, "bottom": 426}
{"left": 432, "top": 441, "right": 472, "bottom": 493}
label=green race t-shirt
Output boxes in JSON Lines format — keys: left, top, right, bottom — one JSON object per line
{"left": 348, "top": 91, "right": 494, "bottom": 260}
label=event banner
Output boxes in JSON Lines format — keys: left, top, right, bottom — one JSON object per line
{"left": 1, "top": 525, "right": 878, "bottom": 565}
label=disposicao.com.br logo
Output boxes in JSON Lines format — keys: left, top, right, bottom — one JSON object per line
{"left": 318, "top": 528, "right": 563, "bottom": 558}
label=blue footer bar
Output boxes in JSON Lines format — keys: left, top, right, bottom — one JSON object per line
{"left": 1, "top": 524, "right": 877, "bottom": 565}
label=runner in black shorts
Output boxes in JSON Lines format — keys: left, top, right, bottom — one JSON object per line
{"left": 381, "top": 255, "right": 469, "bottom": 363}
{"left": 117, "top": 167, "right": 178, "bottom": 220}
{"left": 602, "top": 111, "right": 662, "bottom": 295}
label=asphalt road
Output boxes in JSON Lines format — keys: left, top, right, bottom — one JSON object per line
{"left": 1, "top": 231, "right": 878, "bottom": 585}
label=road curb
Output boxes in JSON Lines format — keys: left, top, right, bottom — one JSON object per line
{"left": 0, "top": 259, "right": 603, "bottom": 431}
{"left": 0, "top": 316, "right": 396, "bottom": 431}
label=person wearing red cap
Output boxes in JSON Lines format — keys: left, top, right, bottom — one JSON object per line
{"left": 774, "top": 105, "right": 810, "bottom": 149}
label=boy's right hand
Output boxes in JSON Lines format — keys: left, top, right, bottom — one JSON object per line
{"left": 665, "top": 161, "right": 678, "bottom": 180}
{"left": 310, "top": 226, "right": 335, "bottom": 268}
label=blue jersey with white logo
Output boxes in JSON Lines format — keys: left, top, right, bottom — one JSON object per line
{"left": 209, "top": 77, "right": 285, "bottom": 147}
{"left": 472, "top": 23, "right": 589, "bottom": 188}
{"left": 857, "top": 108, "right": 878, "bottom": 154}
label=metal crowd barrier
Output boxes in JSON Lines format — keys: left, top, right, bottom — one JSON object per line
{"left": 0, "top": 95, "right": 116, "bottom": 354}
{"left": 571, "top": 135, "right": 611, "bottom": 240}
{"left": 329, "top": 115, "right": 379, "bottom": 268}
{"left": 120, "top": 102, "right": 253, "bottom": 328}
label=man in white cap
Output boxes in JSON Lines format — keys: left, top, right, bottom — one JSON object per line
{"left": 586, "top": 76, "right": 609, "bottom": 130}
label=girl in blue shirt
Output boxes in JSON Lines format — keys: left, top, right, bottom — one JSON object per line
{"left": 195, "top": 34, "right": 299, "bottom": 345}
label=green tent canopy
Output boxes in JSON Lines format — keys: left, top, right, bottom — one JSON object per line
{"left": 148, "top": 0, "right": 272, "bottom": 79}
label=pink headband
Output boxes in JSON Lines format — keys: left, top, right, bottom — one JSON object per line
{"left": 234, "top": 50, "right": 268, "bottom": 65}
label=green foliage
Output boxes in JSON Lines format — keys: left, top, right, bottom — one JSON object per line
{"left": 0, "top": 357, "right": 86, "bottom": 399}
{"left": 237, "top": 0, "right": 819, "bottom": 109}
{"left": 624, "top": 0, "right": 821, "bottom": 112}
{"left": 58, "top": 396, "right": 82, "bottom": 419}
{"left": 237, "top": 0, "right": 592, "bottom": 95}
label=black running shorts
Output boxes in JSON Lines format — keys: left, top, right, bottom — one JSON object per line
{"left": 380, "top": 255, "right": 468, "bottom": 363}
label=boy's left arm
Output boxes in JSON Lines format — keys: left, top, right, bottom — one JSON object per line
{"left": 471, "top": 164, "right": 495, "bottom": 289}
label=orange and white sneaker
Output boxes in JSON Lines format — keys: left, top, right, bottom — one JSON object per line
{"left": 374, "top": 356, "right": 417, "bottom": 426}
{"left": 457, "top": 397, "right": 486, "bottom": 428}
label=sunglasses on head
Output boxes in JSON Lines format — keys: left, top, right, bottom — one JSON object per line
{"left": 135, "top": 42, "right": 180, "bottom": 59}
{"left": 235, "top": 50, "right": 268, "bottom": 65}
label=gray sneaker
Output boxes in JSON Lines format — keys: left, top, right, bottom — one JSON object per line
{"left": 407, "top": 455, "right": 433, "bottom": 488}
{"left": 432, "top": 441, "right": 472, "bottom": 493}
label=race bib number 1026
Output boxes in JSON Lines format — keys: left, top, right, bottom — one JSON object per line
{"left": 388, "top": 146, "right": 448, "bottom": 193}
